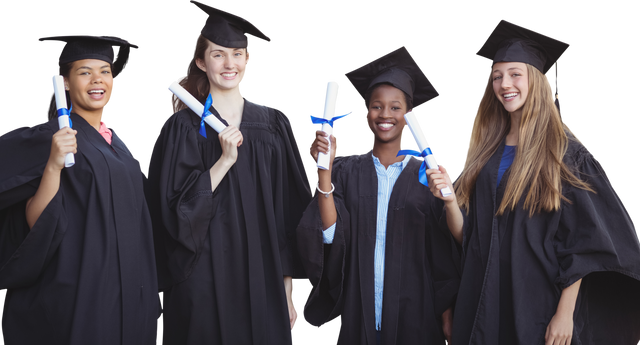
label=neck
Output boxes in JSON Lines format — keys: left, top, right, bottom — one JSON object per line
{"left": 76, "top": 109, "right": 103, "bottom": 131}
{"left": 210, "top": 87, "right": 244, "bottom": 127}
{"left": 506, "top": 109, "right": 521, "bottom": 145}
{"left": 372, "top": 139, "right": 404, "bottom": 168}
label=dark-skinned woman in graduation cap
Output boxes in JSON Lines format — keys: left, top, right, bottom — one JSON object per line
{"left": 145, "top": 1, "right": 311, "bottom": 344}
{"left": 0, "top": 36, "right": 159, "bottom": 344}
{"left": 426, "top": 20, "right": 640, "bottom": 345}
{"left": 296, "top": 47, "right": 460, "bottom": 345}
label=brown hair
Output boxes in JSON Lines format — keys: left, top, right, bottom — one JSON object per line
{"left": 455, "top": 64, "right": 592, "bottom": 216}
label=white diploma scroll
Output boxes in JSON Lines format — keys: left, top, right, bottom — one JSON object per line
{"left": 404, "top": 112, "right": 452, "bottom": 197}
{"left": 169, "top": 81, "right": 227, "bottom": 133}
{"left": 317, "top": 82, "right": 339, "bottom": 170}
{"left": 53, "top": 75, "right": 75, "bottom": 168}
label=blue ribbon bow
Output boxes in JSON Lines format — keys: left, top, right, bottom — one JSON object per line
{"left": 57, "top": 104, "right": 73, "bottom": 128}
{"left": 307, "top": 109, "right": 356, "bottom": 127}
{"left": 199, "top": 94, "right": 214, "bottom": 138}
{"left": 396, "top": 147, "right": 433, "bottom": 187}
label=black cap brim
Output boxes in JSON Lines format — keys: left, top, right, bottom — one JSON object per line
{"left": 345, "top": 47, "right": 438, "bottom": 108}
{"left": 192, "top": 1, "right": 269, "bottom": 48}
{"left": 477, "top": 20, "right": 568, "bottom": 74}
{"left": 40, "top": 35, "right": 137, "bottom": 77}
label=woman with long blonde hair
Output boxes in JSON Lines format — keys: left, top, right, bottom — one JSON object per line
{"left": 428, "top": 21, "right": 640, "bottom": 345}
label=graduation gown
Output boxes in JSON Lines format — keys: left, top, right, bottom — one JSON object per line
{"left": 146, "top": 100, "right": 311, "bottom": 345}
{"left": 0, "top": 114, "right": 159, "bottom": 345}
{"left": 453, "top": 138, "right": 640, "bottom": 345}
{"left": 296, "top": 153, "right": 460, "bottom": 345}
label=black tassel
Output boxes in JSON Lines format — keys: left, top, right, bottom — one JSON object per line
{"left": 554, "top": 62, "right": 561, "bottom": 117}
{"left": 112, "top": 45, "right": 131, "bottom": 78}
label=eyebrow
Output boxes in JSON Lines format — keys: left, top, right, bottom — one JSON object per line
{"left": 76, "top": 65, "right": 110, "bottom": 71}
{"left": 493, "top": 67, "right": 524, "bottom": 73}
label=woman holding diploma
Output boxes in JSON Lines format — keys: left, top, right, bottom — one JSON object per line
{"left": 0, "top": 36, "right": 158, "bottom": 344}
{"left": 296, "top": 47, "right": 460, "bottom": 345}
{"left": 427, "top": 21, "right": 640, "bottom": 344}
{"left": 146, "top": 2, "right": 311, "bottom": 344}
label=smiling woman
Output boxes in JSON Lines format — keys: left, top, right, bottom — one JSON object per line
{"left": 0, "top": 35, "right": 159, "bottom": 344}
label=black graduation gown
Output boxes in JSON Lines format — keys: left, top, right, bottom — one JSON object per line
{"left": 0, "top": 114, "right": 159, "bottom": 345}
{"left": 453, "top": 138, "right": 640, "bottom": 345}
{"left": 146, "top": 100, "right": 311, "bottom": 345}
{"left": 296, "top": 153, "right": 461, "bottom": 345}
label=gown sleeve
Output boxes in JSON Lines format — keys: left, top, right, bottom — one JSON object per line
{"left": 0, "top": 123, "right": 68, "bottom": 289}
{"left": 296, "top": 157, "right": 350, "bottom": 326}
{"left": 554, "top": 144, "right": 640, "bottom": 343}
{"left": 146, "top": 111, "right": 217, "bottom": 289}
{"left": 554, "top": 145, "right": 640, "bottom": 288}
{"left": 271, "top": 110, "right": 312, "bottom": 278}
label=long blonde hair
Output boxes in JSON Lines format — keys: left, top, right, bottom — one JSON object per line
{"left": 455, "top": 64, "right": 591, "bottom": 216}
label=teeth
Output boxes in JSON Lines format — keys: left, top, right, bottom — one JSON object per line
{"left": 222, "top": 73, "right": 236, "bottom": 77}
{"left": 88, "top": 90, "right": 104, "bottom": 94}
{"left": 379, "top": 123, "right": 393, "bottom": 129}
{"left": 503, "top": 92, "right": 517, "bottom": 98}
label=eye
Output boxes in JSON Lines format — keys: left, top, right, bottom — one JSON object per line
{"left": 370, "top": 105, "right": 381, "bottom": 110}
{"left": 512, "top": 73, "right": 520, "bottom": 77}
{"left": 391, "top": 106, "right": 401, "bottom": 110}
{"left": 102, "top": 70, "right": 111, "bottom": 74}
{"left": 493, "top": 75, "right": 502, "bottom": 81}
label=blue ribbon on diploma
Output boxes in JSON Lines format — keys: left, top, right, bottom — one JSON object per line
{"left": 57, "top": 105, "right": 73, "bottom": 128}
{"left": 307, "top": 109, "right": 356, "bottom": 127}
{"left": 397, "top": 148, "right": 433, "bottom": 187}
{"left": 199, "top": 94, "right": 214, "bottom": 138}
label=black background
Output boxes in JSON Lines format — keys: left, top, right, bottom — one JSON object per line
{"left": 0, "top": 0, "right": 638, "bottom": 344}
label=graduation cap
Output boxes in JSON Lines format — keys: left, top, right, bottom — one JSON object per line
{"left": 39, "top": 35, "right": 138, "bottom": 77}
{"left": 192, "top": 0, "right": 270, "bottom": 48}
{"left": 473, "top": 17, "right": 573, "bottom": 116}
{"left": 345, "top": 47, "right": 438, "bottom": 108}
{"left": 477, "top": 20, "right": 569, "bottom": 74}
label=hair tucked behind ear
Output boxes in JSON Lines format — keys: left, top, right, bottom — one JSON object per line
{"left": 47, "top": 62, "right": 74, "bottom": 121}
{"left": 455, "top": 64, "right": 592, "bottom": 216}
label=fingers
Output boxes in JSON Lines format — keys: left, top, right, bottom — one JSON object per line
{"left": 52, "top": 128, "right": 78, "bottom": 154}
{"left": 310, "top": 131, "right": 334, "bottom": 161}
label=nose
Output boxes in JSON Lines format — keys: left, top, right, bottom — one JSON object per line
{"left": 224, "top": 56, "right": 234, "bottom": 70}
{"left": 501, "top": 76, "right": 512, "bottom": 89}
{"left": 92, "top": 73, "right": 103, "bottom": 84}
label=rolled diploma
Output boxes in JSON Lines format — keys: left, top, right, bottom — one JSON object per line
{"left": 53, "top": 76, "right": 75, "bottom": 168}
{"left": 317, "top": 82, "right": 339, "bottom": 170}
{"left": 169, "top": 81, "right": 226, "bottom": 133}
{"left": 404, "top": 110, "right": 451, "bottom": 197}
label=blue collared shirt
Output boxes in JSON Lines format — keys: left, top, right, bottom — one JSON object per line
{"left": 323, "top": 154, "right": 411, "bottom": 330}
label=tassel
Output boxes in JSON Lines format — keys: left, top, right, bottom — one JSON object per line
{"left": 554, "top": 62, "right": 561, "bottom": 117}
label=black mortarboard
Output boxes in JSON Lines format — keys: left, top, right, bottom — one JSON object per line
{"left": 477, "top": 20, "right": 568, "bottom": 74}
{"left": 39, "top": 35, "right": 138, "bottom": 77}
{"left": 192, "top": 0, "right": 270, "bottom": 48}
{"left": 345, "top": 47, "right": 438, "bottom": 108}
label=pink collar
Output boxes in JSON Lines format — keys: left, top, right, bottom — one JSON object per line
{"left": 98, "top": 122, "right": 112, "bottom": 145}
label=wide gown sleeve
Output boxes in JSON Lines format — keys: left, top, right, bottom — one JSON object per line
{"left": 146, "top": 112, "right": 217, "bottom": 289}
{"left": 0, "top": 124, "right": 68, "bottom": 289}
{"left": 296, "top": 157, "right": 350, "bottom": 326}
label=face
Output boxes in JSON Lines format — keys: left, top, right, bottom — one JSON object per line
{"left": 196, "top": 40, "right": 248, "bottom": 92}
{"left": 65, "top": 59, "right": 113, "bottom": 115}
{"left": 367, "top": 84, "right": 408, "bottom": 144}
{"left": 492, "top": 62, "right": 529, "bottom": 115}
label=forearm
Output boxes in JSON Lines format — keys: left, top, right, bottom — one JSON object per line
{"left": 556, "top": 278, "right": 582, "bottom": 316}
{"left": 26, "top": 163, "right": 62, "bottom": 229}
{"left": 444, "top": 200, "right": 463, "bottom": 244}
{"left": 317, "top": 169, "right": 337, "bottom": 229}
{"left": 209, "top": 157, "right": 234, "bottom": 192}
{"left": 284, "top": 275, "right": 293, "bottom": 299}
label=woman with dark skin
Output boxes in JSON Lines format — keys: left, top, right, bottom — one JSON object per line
{"left": 297, "top": 47, "right": 460, "bottom": 345}
{"left": 427, "top": 21, "right": 640, "bottom": 345}
{"left": 0, "top": 35, "right": 158, "bottom": 345}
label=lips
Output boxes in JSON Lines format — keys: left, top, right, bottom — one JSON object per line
{"left": 377, "top": 122, "right": 395, "bottom": 130}
{"left": 503, "top": 92, "right": 518, "bottom": 101}
{"left": 88, "top": 89, "right": 105, "bottom": 99}
{"left": 221, "top": 72, "right": 237, "bottom": 80}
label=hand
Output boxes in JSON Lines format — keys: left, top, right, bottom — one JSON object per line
{"left": 284, "top": 276, "right": 296, "bottom": 329}
{"left": 218, "top": 125, "right": 243, "bottom": 166}
{"left": 545, "top": 311, "right": 573, "bottom": 345}
{"left": 442, "top": 307, "right": 453, "bottom": 344}
{"left": 287, "top": 298, "right": 300, "bottom": 330}
{"left": 310, "top": 131, "right": 336, "bottom": 169}
{"left": 47, "top": 127, "right": 77, "bottom": 171}
{"left": 426, "top": 165, "right": 455, "bottom": 203}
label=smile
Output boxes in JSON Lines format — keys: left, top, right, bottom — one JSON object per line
{"left": 378, "top": 123, "right": 394, "bottom": 129}
{"left": 88, "top": 89, "right": 105, "bottom": 94}
{"left": 503, "top": 92, "right": 518, "bottom": 100}
{"left": 221, "top": 72, "right": 237, "bottom": 79}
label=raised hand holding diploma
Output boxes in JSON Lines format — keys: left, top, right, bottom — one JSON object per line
{"left": 310, "top": 82, "right": 350, "bottom": 170}
{"left": 169, "top": 81, "right": 227, "bottom": 136}
{"left": 53, "top": 75, "right": 74, "bottom": 168}
{"left": 398, "top": 111, "right": 452, "bottom": 197}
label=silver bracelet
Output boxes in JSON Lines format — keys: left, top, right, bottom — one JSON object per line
{"left": 316, "top": 182, "right": 335, "bottom": 198}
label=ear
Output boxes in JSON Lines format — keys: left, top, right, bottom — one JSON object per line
{"left": 64, "top": 78, "right": 70, "bottom": 91}
{"left": 245, "top": 51, "right": 249, "bottom": 63}
{"left": 196, "top": 58, "right": 207, "bottom": 73}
